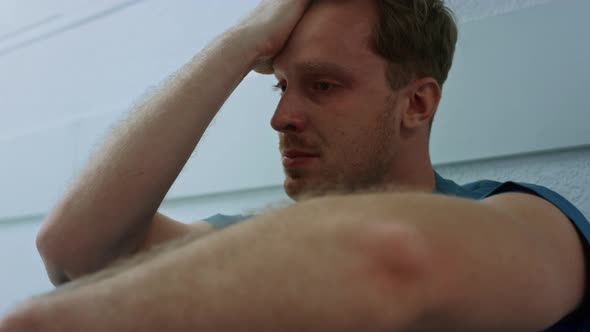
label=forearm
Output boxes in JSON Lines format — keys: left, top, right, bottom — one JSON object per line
{"left": 34, "top": 225, "right": 217, "bottom": 302}
{"left": 14, "top": 197, "right": 428, "bottom": 332}
{"left": 36, "top": 28, "right": 259, "bottom": 277}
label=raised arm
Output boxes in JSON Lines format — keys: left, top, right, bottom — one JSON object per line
{"left": 35, "top": 0, "right": 312, "bottom": 285}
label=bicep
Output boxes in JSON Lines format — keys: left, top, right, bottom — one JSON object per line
{"left": 140, "top": 212, "right": 215, "bottom": 252}
{"left": 426, "top": 193, "right": 585, "bottom": 331}
{"left": 481, "top": 193, "right": 586, "bottom": 310}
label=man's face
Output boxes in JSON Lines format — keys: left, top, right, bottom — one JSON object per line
{"left": 272, "top": 0, "right": 406, "bottom": 201}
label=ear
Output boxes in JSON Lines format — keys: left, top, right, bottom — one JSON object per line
{"left": 401, "top": 78, "right": 441, "bottom": 130}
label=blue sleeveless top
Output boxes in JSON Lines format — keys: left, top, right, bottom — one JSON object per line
{"left": 204, "top": 171, "right": 590, "bottom": 331}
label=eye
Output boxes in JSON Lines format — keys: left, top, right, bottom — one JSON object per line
{"left": 272, "top": 82, "right": 287, "bottom": 94}
{"left": 313, "top": 81, "right": 334, "bottom": 92}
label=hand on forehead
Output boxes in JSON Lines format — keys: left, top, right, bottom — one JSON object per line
{"left": 271, "top": 0, "right": 379, "bottom": 76}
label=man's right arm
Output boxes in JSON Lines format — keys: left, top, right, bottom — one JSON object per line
{"left": 36, "top": 0, "right": 312, "bottom": 286}
{"left": 36, "top": 26, "right": 257, "bottom": 285}
{"left": 39, "top": 213, "right": 216, "bottom": 286}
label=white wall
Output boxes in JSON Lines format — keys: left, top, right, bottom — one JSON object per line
{"left": 431, "top": 0, "right": 590, "bottom": 163}
{"left": 2, "top": 0, "right": 589, "bottom": 317}
{"left": 2, "top": 0, "right": 589, "bottom": 222}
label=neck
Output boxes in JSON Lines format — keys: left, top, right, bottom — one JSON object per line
{"left": 387, "top": 137, "right": 436, "bottom": 193}
{"left": 389, "top": 161, "right": 435, "bottom": 193}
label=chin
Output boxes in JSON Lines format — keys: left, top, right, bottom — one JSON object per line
{"left": 284, "top": 177, "right": 304, "bottom": 201}
{"left": 285, "top": 176, "right": 338, "bottom": 202}
{"left": 284, "top": 176, "right": 316, "bottom": 202}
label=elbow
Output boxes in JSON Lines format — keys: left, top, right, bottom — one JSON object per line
{"left": 39, "top": 260, "right": 71, "bottom": 287}
{"left": 361, "top": 221, "right": 437, "bottom": 330}
{"left": 35, "top": 217, "right": 60, "bottom": 264}
{"left": 35, "top": 218, "right": 73, "bottom": 286}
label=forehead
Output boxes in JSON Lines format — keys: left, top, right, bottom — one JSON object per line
{"left": 273, "top": 0, "right": 382, "bottom": 77}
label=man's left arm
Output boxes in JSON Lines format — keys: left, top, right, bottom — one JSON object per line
{"left": 1, "top": 192, "right": 585, "bottom": 331}
{"left": 389, "top": 191, "right": 586, "bottom": 331}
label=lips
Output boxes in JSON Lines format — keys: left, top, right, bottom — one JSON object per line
{"left": 281, "top": 149, "right": 320, "bottom": 168}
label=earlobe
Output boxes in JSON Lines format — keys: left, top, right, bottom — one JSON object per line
{"left": 402, "top": 78, "right": 441, "bottom": 130}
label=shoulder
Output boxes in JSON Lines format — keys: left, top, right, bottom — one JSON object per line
{"left": 459, "top": 178, "right": 590, "bottom": 330}
{"left": 462, "top": 179, "right": 590, "bottom": 244}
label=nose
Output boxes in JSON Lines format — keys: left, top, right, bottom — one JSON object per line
{"left": 270, "top": 93, "right": 308, "bottom": 133}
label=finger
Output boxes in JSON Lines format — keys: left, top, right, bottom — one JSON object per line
{"left": 253, "top": 60, "right": 275, "bottom": 75}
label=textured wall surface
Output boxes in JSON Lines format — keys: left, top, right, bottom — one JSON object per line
{"left": 447, "top": 0, "right": 554, "bottom": 22}
{"left": 436, "top": 146, "right": 590, "bottom": 219}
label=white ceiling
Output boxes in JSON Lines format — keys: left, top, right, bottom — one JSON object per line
{"left": 446, "top": 0, "right": 555, "bottom": 22}
{"left": 0, "top": 0, "right": 557, "bottom": 39}
{"left": 1, "top": 0, "right": 86, "bottom": 36}
{"left": 0, "top": 0, "right": 138, "bottom": 40}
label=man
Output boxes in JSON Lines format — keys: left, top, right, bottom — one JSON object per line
{"left": 1, "top": 0, "right": 588, "bottom": 331}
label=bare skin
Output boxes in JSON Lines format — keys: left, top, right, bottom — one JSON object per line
{"left": 1, "top": 0, "right": 585, "bottom": 331}
{"left": 270, "top": 0, "right": 438, "bottom": 200}
{"left": 35, "top": 0, "right": 312, "bottom": 285}
{"left": 1, "top": 192, "right": 584, "bottom": 331}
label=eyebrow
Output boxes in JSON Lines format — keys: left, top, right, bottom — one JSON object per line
{"left": 276, "top": 61, "right": 357, "bottom": 82}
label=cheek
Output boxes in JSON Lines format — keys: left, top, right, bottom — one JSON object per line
{"left": 328, "top": 128, "right": 370, "bottom": 160}
{"left": 313, "top": 98, "right": 394, "bottom": 153}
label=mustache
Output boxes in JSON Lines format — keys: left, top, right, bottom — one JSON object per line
{"left": 279, "top": 135, "right": 320, "bottom": 153}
